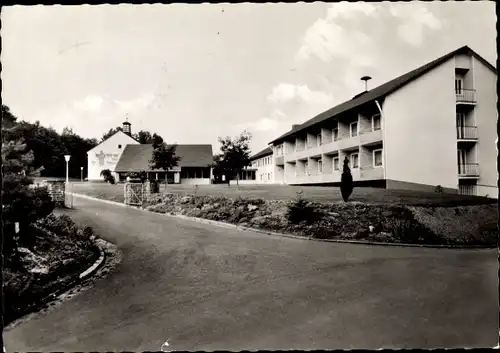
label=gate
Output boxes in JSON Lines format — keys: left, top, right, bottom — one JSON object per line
{"left": 125, "top": 182, "right": 144, "bottom": 206}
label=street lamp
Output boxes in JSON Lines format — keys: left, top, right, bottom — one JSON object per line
{"left": 80, "top": 166, "right": 84, "bottom": 182}
{"left": 64, "top": 155, "right": 71, "bottom": 184}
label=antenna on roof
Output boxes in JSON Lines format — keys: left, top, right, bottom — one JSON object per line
{"left": 361, "top": 76, "right": 372, "bottom": 91}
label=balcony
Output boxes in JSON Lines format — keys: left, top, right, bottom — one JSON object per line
{"left": 458, "top": 163, "right": 479, "bottom": 177}
{"left": 359, "top": 128, "right": 383, "bottom": 146}
{"left": 456, "top": 89, "right": 476, "bottom": 104}
{"left": 456, "top": 126, "right": 478, "bottom": 140}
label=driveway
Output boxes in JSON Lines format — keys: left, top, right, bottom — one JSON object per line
{"left": 4, "top": 196, "right": 498, "bottom": 350}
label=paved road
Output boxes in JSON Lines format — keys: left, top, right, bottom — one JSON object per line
{"left": 4, "top": 196, "right": 498, "bottom": 350}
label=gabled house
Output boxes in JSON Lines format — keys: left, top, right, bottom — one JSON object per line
{"left": 113, "top": 143, "right": 214, "bottom": 184}
{"left": 86, "top": 121, "right": 140, "bottom": 181}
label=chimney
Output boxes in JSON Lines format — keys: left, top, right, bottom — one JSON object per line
{"left": 360, "top": 76, "right": 372, "bottom": 91}
{"left": 123, "top": 118, "right": 131, "bottom": 136}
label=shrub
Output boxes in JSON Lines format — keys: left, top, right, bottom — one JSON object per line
{"left": 286, "top": 191, "right": 322, "bottom": 225}
{"left": 435, "top": 185, "right": 444, "bottom": 193}
{"left": 100, "top": 169, "right": 115, "bottom": 184}
{"left": 340, "top": 156, "right": 354, "bottom": 202}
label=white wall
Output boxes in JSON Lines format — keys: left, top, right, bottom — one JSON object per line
{"left": 383, "top": 57, "right": 458, "bottom": 190}
{"left": 472, "top": 56, "right": 498, "bottom": 198}
{"left": 256, "top": 154, "right": 275, "bottom": 183}
{"left": 87, "top": 131, "right": 139, "bottom": 180}
{"left": 181, "top": 178, "right": 211, "bottom": 185}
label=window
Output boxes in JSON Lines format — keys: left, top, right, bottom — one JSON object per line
{"left": 333, "top": 157, "right": 340, "bottom": 171}
{"left": 373, "top": 149, "right": 383, "bottom": 167}
{"left": 372, "top": 114, "right": 381, "bottom": 131}
{"left": 260, "top": 174, "right": 263, "bottom": 181}
{"left": 268, "top": 173, "right": 271, "bottom": 180}
{"left": 318, "top": 159, "right": 323, "bottom": 173}
{"left": 332, "top": 128, "right": 339, "bottom": 141}
{"left": 304, "top": 161, "right": 308, "bottom": 174}
{"left": 317, "top": 134, "right": 322, "bottom": 146}
{"left": 270, "top": 172, "right": 272, "bottom": 180}
{"left": 350, "top": 122, "right": 358, "bottom": 137}
{"left": 351, "top": 153, "right": 359, "bottom": 169}
{"left": 118, "top": 144, "right": 122, "bottom": 149}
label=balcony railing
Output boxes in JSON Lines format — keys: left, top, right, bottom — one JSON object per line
{"left": 456, "top": 126, "right": 478, "bottom": 140}
{"left": 458, "top": 163, "right": 479, "bottom": 176}
{"left": 456, "top": 89, "right": 476, "bottom": 103}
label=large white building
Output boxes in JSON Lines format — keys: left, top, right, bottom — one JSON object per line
{"left": 263, "top": 45, "right": 497, "bottom": 197}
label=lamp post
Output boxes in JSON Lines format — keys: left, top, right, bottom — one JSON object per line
{"left": 64, "top": 155, "right": 71, "bottom": 184}
{"left": 80, "top": 167, "right": 84, "bottom": 182}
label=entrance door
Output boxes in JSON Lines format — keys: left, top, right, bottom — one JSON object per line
{"left": 455, "top": 78, "right": 463, "bottom": 94}
{"left": 457, "top": 149, "right": 467, "bottom": 174}
{"left": 456, "top": 112, "right": 466, "bottom": 138}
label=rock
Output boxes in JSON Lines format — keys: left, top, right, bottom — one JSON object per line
{"left": 180, "top": 196, "right": 192, "bottom": 204}
{"left": 328, "top": 212, "right": 339, "bottom": 217}
{"left": 369, "top": 225, "right": 375, "bottom": 233}
{"left": 30, "top": 266, "right": 49, "bottom": 275}
{"left": 248, "top": 204, "right": 258, "bottom": 211}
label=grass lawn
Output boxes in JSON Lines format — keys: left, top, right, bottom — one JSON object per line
{"left": 71, "top": 182, "right": 496, "bottom": 207}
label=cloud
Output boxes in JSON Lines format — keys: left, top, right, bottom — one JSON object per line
{"left": 234, "top": 109, "right": 285, "bottom": 133}
{"left": 389, "top": 3, "right": 443, "bottom": 46}
{"left": 72, "top": 95, "right": 104, "bottom": 113}
{"left": 295, "top": 3, "right": 376, "bottom": 65}
{"left": 295, "top": 2, "right": 444, "bottom": 64}
{"left": 113, "top": 93, "right": 156, "bottom": 112}
{"left": 267, "top": 83, "right": 335, "bottom": 106}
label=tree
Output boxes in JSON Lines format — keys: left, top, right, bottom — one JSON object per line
{"left": 2, "top": 106, "right": 55, "bottom": 261}
{"left": 2, "top": 105, "right": 17, "bottom": 129}
{"left": 133, "top": 130, "right": 154, "bottom": 144}
{"left": 340, "top": 156, "right": 354, "bottom": 202}
{"left": 100, "top": 126, "right": 123, "bottom": 142}
{"left": 211, "top": 154, "right": 230, "bottom": 184}
{"left": 149, "top": 133, "right": 181, "bottom": 187}
{"left": 217, "top": 130, "right": 252, "bottom": 187}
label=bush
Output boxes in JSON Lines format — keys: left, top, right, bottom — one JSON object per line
{"left": 286, "top": 191, "right": 322, "bottom": 225}
{"left": 435, "top": 185, "right": 444, "bottom": 193}
{"left": 100, "top": 169, "right": 115, "bottom": 184}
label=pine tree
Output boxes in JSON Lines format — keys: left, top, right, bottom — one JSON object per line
{"left": 340, "top": 156, "right": 354, "bottom": 202}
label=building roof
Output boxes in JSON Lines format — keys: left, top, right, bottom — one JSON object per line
{"left": 114, "top": 144, "right": 213, "bottom": 172}
{"left": 250, "top": 146, "right": 273, "bottom": 161}
{"left": 87, "top": 130, "right": 140, "bottom": 153}
{"left": 269, "top": 45, "right": 496, "bottom": 145}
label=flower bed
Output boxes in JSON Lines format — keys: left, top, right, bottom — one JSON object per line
{"left": 3, "top": 214, "right": 99, "bottom": 326}
{"left": 143, "top": 193, "right": 498, "bottom": 247}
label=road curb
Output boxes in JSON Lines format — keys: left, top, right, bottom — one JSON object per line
{"left": 70, "top": 192, "right": 496, "bottom": 250}
{"left": 7, "top": 238, "right": 107, "bottom": 326}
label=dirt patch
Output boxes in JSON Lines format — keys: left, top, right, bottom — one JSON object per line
{"left": 143, "top": 193, "right": 497, "bottom": 247}
{"left": 3, "top": 214, "right": 100, "bottom": 326}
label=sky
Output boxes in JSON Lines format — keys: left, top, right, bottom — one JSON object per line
{"left": 1, "top": 2, "right": 496, "bottom": 155}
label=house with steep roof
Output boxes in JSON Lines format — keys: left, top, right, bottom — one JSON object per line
{"left": 266, "top": 45, "right": 497, "bottom": 197}
{"left": 114, "top": 143, "right": 214, "bottom": 184}
{"left": 87, "top": 120, "right": 214, "bottom": 184}
{"left": 86, "top": 121, "right": 140, "bottom": 181}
